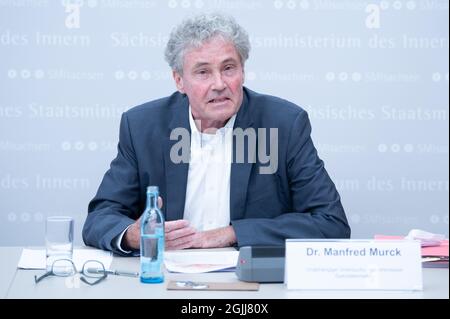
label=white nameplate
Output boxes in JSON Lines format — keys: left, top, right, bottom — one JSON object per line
{"left": 285, "top": 239, "right": 422, "bottom": 290}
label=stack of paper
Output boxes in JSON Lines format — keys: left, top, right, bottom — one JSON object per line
{"left": 164, "top": 249, "right": 239, "bottom": 273}
{"left": 17, "top": 248, "right": 113, "bottom": 270}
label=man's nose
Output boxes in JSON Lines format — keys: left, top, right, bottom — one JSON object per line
{"left": 211, "top": 72, "right": 226, "bottom": 91}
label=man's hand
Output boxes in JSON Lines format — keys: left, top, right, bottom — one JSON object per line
{"left": 122, "top": 218, "right": 141, "bottom": 250}
{"left": 165, "top": 220, "right": 196, "bottom": 250}
{"left": 122, "top": 197, "right": 197, "bottom": 250}
{"left": 122, "top": 197, "right": 163, "bottom": 250}
{"left": 188, "top": 226, "right": 237, "bottom": 249}
{"left": 165, "top": 224, "right": 237, "bottom": 250}
{"left": 122, "top": 196, "right": 237, "bottom": 250}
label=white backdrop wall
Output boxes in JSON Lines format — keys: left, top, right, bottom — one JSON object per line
{"left": 0, "top": 0, "right": 448, "bottom": 246}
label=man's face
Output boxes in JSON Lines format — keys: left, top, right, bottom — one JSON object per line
{"left": 173, "top": 36, "right": 245, "bottom": 130}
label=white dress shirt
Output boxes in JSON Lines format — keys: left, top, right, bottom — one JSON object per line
{"left": 183, "top": 105, "right": 235, "bottom": 231}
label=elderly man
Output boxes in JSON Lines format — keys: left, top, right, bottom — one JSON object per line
{"left": 82, "top": 13, "right": 350, "bottom": 256}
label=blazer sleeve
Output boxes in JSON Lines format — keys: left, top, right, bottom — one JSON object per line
{"left": 82, "top": 112, "right": 141, "bottom": 256}
{"left": 231, "top": 110, "right": 351, "bottom": 246}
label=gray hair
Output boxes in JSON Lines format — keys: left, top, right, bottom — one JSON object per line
{"left": 164, "top": 13, "right": 251, "bottom": 75}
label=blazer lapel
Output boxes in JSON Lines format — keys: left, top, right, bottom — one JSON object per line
{"left": 163, "top": 94, "right": 190, "bottom": 221}
{"left": 230, "top": 89, "right": 254, "bottom": 221}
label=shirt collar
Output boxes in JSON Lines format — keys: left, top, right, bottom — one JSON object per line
{"left": 188, "top": 105, "right": 236, "bottom": 137}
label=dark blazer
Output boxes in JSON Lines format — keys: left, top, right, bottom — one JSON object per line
{"left": 82, "top": 87, "right": 350, "bottom": 255}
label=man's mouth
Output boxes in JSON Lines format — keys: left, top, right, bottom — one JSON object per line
{"left": 208, "top": 97, "right": 230, "bottom": 104}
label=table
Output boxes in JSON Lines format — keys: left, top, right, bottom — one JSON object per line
{"left": 2, "top": 247, "right": 448, "bottom": 299}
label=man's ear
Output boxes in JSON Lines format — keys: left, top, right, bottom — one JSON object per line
{"left": 173, "top": 71, "right": 185, "bottom": 94}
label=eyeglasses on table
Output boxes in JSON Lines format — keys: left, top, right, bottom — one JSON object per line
{"left": 34, "top": 259, "right": 107, "bottom": 286}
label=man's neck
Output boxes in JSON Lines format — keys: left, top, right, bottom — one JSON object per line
{"left": 193, "top": 118, "right": 228, "bottom": 134}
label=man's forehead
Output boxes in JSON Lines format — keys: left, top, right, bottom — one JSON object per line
{"left": 184, "top": 39, "right": 240, "bottom": 62}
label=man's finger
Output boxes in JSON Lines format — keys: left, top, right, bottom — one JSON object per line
{"left": 166, "top": 235, "right": 195, "bottom": 250}
{"left": 165, "top": 219, "right": 190, "bottom": 233}
{"left": 165, "top": 226, "right": 196, "bottom": 241}
{"left": 158, "top": 196, "right": 163, "bottom": 209}
{"left": 167, "top": 241, "right": 194, "bottom": 250}
{"left": 133, "top": 216, "right": 142, "bottom": 229}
